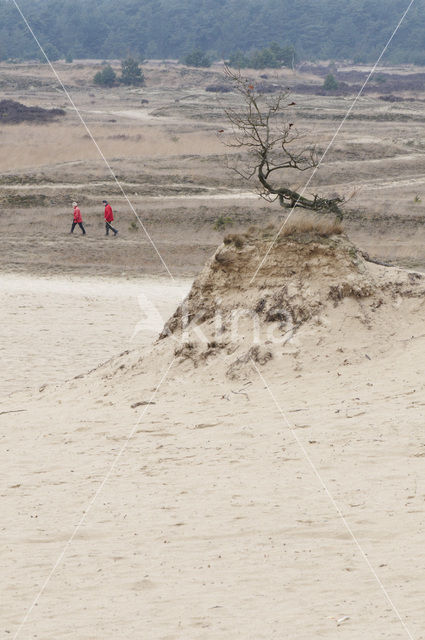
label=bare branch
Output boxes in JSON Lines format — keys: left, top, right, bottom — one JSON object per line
{"left": 222, "top": 66, "right": 344, "bottom": 219}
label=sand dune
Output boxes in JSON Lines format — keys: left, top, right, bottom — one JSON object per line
{"left": 2, "top": 231, "right": 425, "bottom": 639}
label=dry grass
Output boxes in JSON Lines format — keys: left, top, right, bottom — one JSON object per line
{"left": 280, "top": 212, "right": 344, "bottom": 237}
{"left": 246, "top": 212, "right": 344, "bottom": 241}
{"left": 0, "top": 122, "right": 224, "bottom": 171}
{"left": 2, "top": 59, "right": 425, "bottom": 274}
{"left": 223, "top": 233, "right": 245, "bottom": 248}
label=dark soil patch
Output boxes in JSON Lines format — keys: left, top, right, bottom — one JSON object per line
{"left": 0, "top": 100, "right": 65, "bottom": 124}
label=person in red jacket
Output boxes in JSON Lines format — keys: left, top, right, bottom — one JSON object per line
{"left": 103, "top": 200, "right": 118, "bottom": 236}
{"left": 70, "top": 202, "right": 86, "bottom": 234}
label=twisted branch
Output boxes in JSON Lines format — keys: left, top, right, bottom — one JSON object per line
{"left": 222, "top": 66, "right": 344, "bottom": 219}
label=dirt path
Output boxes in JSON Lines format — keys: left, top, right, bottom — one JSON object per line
{"left": 0, "top": 180, "right": 257, "bottom": 200}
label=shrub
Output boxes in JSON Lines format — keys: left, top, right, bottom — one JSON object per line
{"left": 94, "top": 65, "right": 117, "bottom": 87}
{"left": 323, "top": 73, "right": 339, "bottom": 90}
{"left": 183, "top": 48, "right": 211, "bottom": 68}
{"left": 121, "top": 57, "right": 145, "bottom": 85}
{"left": 214, "top": 215, "right": 233, "bottom": 231}
{"left": 224, "top": 233, "right": 244, "bottom": 248}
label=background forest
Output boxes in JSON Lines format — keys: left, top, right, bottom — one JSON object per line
{"left": 1, "top": 0, "right": 424, "bottom": 64}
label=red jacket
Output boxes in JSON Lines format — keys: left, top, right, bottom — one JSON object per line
{"left": 73, "top": 206, "right": 82, "bottom": 223}
{"left": 104, "top": 204, "right": 114, "bottom": 222}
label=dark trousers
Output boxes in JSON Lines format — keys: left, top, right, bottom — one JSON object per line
{"left": 71, "top": 221, "right": 86, "bottom": 234}
{"left": 105, "top": 221, "right": 118, "bottom": 235}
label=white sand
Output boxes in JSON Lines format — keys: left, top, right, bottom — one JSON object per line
{"left": 0, "top": 273, "right": 190, "bottom": 396}
{"left": 2, "top": 251, "right": 425, "bottom": 639}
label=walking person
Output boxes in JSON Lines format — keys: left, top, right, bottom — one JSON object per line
{"left": 103, "top": 199, "right": 118, "bottom": 236}
{"left": 70, "top": 202, "right": 86, "bottom": 235}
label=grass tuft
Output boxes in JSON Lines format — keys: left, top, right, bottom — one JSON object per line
{"left": 257, "top": 213, "right": 343, "bottom": 239}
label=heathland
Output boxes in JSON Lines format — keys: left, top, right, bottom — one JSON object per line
{"left": 2, "top": 59, "right": 425, "bottom": 639}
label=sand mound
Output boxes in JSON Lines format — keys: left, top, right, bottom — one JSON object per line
{"left": 55, "top": 226, "right": 425, "bottom": 390}
{"left": 155, "top": 228, "right": 425, "bottom": 379}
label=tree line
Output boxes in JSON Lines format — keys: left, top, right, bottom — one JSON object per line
{"left": 1, "top": 0, "right": 424, "bottom": 65}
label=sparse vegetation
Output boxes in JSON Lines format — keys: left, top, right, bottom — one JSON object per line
{"left": 0, "top": 99, "right": 65, "bottom": 124}
{"left": 206, "top": 84, "right": 231, "bottom": 93}
{"left": 214, "top": 215, "right": 233, "bottom": 231}
{"left": 224, "top": 233, "right": 245, "bottom": 248}
{"left": 2, "top": 58, "right": 425, "bottom": 277}
{"left": 93, "top": 65, "right": 116, "bottom": 87}
{"left": 278, "top": 213, "right": 344, "bottom": 237}
{"left": 182, "top": 49, "right": 211, "bottom": 68}
{"left": 228, "top": 43, "right": 296, "bottom": 69}
{"left": 244, "top": 213, "right": 343, "bottom": 240}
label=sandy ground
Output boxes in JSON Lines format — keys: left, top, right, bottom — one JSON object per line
{"left": 2, "top": 235, "right": 425, "bottom": 639}
{"left": 0, "top": 273, "right": 190, "bottom": 395}
{"left": 2, "top": 308, "right": 425, "bottom": 640}
{"left": 2, "top": 60, "right": 425, "bottom": 640}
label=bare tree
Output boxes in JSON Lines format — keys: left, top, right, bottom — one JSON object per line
{"left": 222, "top": 67, "right": 344, "bottom": 218}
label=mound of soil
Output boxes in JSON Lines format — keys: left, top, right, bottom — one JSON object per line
{"left": 55, "top": 222, "right": 425, "bottom": 404}
{"left": 0, "top": 100, "right": 65, "bottom": 124}
{"left": 73, "top": 224, "right": 425, "bottom": 386}
{"left": 162, "top": 231, "right": 374, "bottom": 339}
{"left": 157, "top": 227, "right": 425, "bottom": 378}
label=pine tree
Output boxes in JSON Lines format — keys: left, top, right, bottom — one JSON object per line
{"left": 93, "top": 65, "right": 117, "bottom": 87}
{"left": 120, "top": 58, "right": 145, "bottom": 85}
